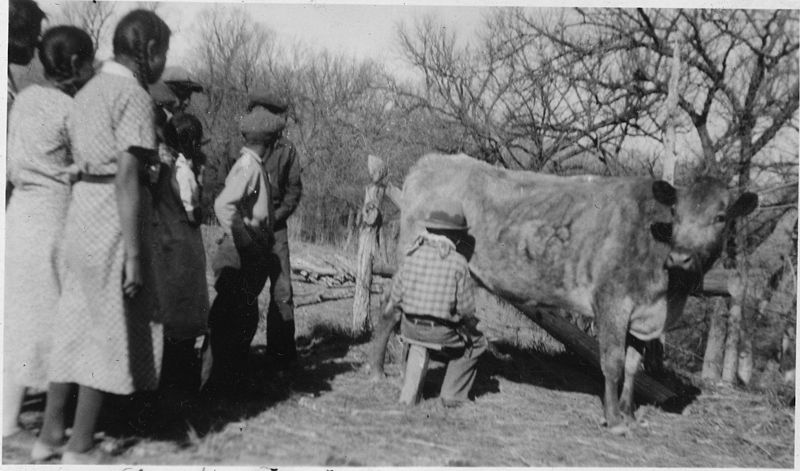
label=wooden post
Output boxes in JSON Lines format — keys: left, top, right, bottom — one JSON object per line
{"left": 721, "top": 273, "right": 744, "bottom": 383}
{"left": 701, "top": 298, "right": 727, "bottom": 381}
{"left": 352, "top": 154, "right": 388, "bottom": 333}
{"left": 646, "top": 34, "right": 682, "bottom": 376}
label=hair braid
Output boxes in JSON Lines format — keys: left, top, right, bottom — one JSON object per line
{"left": 133, "top": 32, "right": 150, "bottom": 89}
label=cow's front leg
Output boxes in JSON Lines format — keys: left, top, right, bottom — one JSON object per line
{"left": 596, "top": 293, "right": 633, "bottom": 435}
{"left": 367, "top": 297, "right": 401, "bottom": 380}
{"left": 619, "top": 336, "right": 645, "bottom": 426}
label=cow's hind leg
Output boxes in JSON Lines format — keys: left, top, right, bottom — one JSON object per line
{"left": 367, "top": 293, "right": 402, "bottom": 380}
{"left": 595, "top": 293, "right": 633, "bottom": 435}
{"left": 619, "top": 335, "right": 645, "bottom": 426}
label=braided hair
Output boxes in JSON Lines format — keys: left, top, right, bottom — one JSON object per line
{"left": 112, "top": 9, "right": 171, "bottom": 89}
{"left": 38, "top": 26, "right": 95, "bottom": 96}
{"left": 9, "top": 0, "right": 46, "bottom": 65}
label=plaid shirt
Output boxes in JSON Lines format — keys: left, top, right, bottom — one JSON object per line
{"left": 390, "top": 233, "right": 475, "bottom": 322}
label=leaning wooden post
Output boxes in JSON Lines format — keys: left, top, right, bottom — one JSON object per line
{"left": 352, "top": 154, "right": 388, "bottom": 333}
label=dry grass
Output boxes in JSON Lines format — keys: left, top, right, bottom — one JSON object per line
{"left": 3, "top": 228, "right": 794, "bottom": 467}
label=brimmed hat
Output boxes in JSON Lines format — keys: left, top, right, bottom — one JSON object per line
{"left": 247, "top": 88, "right": 289, "bottom": 113}
{"left": 239, "top": 106, "right": 286, "bottom": 143}
{"left": 149, "top": 80, "right": 179, "bottom": 108}
{"left": 423, "top": 199, "right": 468, "bottom": 231}
{"left": 162, "top": 66, "right": 204, "bottom": 93}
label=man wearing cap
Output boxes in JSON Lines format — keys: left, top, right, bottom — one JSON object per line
{"left": 162, "top": 66, "right": 204, "bottom": 113}
{"left": 248, "top": 89, "right": 303, "bottom": 369}
{"left": 386, "top": 199, "right": 487, "bottom": 407}
{"left": 204, "top": 106, "right": 276, "bottom": 393}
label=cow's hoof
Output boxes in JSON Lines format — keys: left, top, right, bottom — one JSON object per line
{"left": 608, "top": 422, "right": 630, "bottom": 436}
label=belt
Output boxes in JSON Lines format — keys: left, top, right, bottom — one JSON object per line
{"left": 404, "top": 314, "right": 460, "bottom": 329}
{"left": 78, "top": 173, "right": 115, "bottom": 184}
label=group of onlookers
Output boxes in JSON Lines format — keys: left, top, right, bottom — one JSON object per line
{"left": 4, "top": 0, "right": 303, "bottom": 463}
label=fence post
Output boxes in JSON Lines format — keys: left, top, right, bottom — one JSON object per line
{"left": 352, "top": 154, "right": 387, "bottom": 333}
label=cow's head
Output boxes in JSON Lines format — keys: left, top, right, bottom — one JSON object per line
{"left": 652, "top": 178, "right": 758, "bottom": 273}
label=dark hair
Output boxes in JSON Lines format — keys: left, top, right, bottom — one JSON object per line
{"left": 38, "top": 26, "right": 94, "bottom": 84}
{"left": 8, "top": 0, "right": 46, "bottom": 65}
{"left": 112, "top": 9, "right": 171, "bottom": 88}
{"left": 164, "top": 112, "right": 203, "bottom": 161}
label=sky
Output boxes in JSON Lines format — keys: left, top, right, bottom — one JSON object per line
{"left": 36, "top": 1, "right": 494, "bottom": 76}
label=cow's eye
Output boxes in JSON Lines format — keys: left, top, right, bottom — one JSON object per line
{"left": 714, "top": 214, "right": 726, "bottom": 224}
{"left": 669, "top": 207, "right": 676, "bottom": 217}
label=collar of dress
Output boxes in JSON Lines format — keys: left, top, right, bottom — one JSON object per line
{"left": 100, "top": 61, "right": 137, "bottom": 80}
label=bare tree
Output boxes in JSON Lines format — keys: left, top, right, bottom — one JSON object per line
{"left": 58, "top": 1, "right": 117, "bottom": 49}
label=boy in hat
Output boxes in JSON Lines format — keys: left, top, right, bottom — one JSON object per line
{"left": 387, "top": 199, "right": 487, "bottom": 407}
{"left": 204, "top": 106, "right": 277, "bottom": 393}
{"left": 247, "top": 89, "right": 303, "bottom": 370}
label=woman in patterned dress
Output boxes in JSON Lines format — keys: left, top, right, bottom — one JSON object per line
{"left": 35, "top": 10, "right": 171, "bottom": 464}
{"left": 6, "top": 0, "right": 46, "bottom": 206}
{"left": 3, "top": 26, "right": 95, "bottom": 441}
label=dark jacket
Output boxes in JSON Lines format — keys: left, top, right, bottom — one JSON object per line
{"left": 262, "top": 136, "right": 302, "bottom": 230}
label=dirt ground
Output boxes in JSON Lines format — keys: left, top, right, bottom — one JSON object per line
{"left": 3, "top": 241, "right": 795, "bottom": 467}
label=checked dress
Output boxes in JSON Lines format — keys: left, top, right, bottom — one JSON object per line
{"left": 5, "top": 85, "right": 75, "bottom": 388}
{"left": 48, "top": 62, "right": 163, "bottom": 394}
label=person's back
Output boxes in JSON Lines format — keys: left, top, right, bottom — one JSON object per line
{"left": 392, "top": 232, "right": 472, "bottom": 325}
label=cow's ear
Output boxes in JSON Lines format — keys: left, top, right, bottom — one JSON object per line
{"left": 728, "top": 192, "right": 758, "bottom": 218}
{"left": 652, "top": 181, "right": 677, "bottom": 207}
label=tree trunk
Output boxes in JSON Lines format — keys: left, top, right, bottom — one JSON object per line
{"left": 352, "top": 155, "right": 388, "bottom": 333}
{"left": 701, "top": 298, "right": 728, "bottom": 381}
{"left": 721, "top": 273, "right": 744, "bottom": 383}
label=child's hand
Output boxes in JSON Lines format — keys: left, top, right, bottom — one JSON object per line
{"left": 122, "top": 256, "right": 142, "bottom": 298}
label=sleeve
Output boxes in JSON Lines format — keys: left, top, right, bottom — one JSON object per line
{"left": 273, "top": 143, "right": 303, "bottom": 225}
{"left": 214, "top": 159, "right": 253, "bottom": 236}
{"left": 455, "top": 262, "right": 476, "bottom": 319}
{"left": 175, "top": 160, "right": 198, "bottom": 216}
{"left": 115, "top": 88, "right": 156, "bottom": 153}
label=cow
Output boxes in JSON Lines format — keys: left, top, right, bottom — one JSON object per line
{"left": 369, "top": 153, "right": 758, "bottom": 434}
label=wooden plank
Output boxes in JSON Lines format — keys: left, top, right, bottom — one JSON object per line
{"left": 399, "top": 345, "right": 430, "bottom": 405}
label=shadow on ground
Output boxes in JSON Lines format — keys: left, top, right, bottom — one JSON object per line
{"left": 89, "top": 324, "right": 372, "bottom": 455}
{"left": 469, "top": 340, "right": 701, "bottom": 414}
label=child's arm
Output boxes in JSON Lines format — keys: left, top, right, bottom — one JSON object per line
{"left": 116, "top": 151, "right": 142, "bottom": 298}
{"left": 214, "top": 159, "right": 256, "bottom": 248}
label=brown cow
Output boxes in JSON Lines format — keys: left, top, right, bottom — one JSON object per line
{"left": 370, "top": 153, "right": 758, "bottom": 434}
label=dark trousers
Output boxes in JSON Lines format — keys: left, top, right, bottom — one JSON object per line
{"left": 160, "top": 336, "right": 200, "bottom": 393}
{"left": 400, "top": 316, "right": 487, "bottom": 402}
{"left": 265, "top": 228, "right": 296, "bottom": 359}
{"left": 206, "top": 247, "right": 270, "bottom": 389}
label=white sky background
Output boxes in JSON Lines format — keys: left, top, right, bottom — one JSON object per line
{"left": 36, "top": 1, "right": 493, "bottom": 77}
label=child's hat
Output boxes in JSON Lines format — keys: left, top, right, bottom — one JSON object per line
{"left": 149, "top": 80, "right": 179, "bottom": 108}
{"left": 423, "top": 199, "right": 468, "bottom": 230}
{"left": 248, "top": 88, "right": 289, "bottom": 113}
{"left": 162, "top": 66, "right": 204, "bottom": 92}
{"left": 239, "top": 106, "right": 286, "bottom": 143}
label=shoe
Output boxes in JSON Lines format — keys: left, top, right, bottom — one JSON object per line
{"left": 61, "top": 447, "right": 111, "bottom": 465}
{"left": 31, "top": 439, "right": 64, "bottom": 462}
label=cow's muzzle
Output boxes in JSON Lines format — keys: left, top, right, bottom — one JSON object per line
{"left": 665, "top": 250, "right": 696, "bottom": 271}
